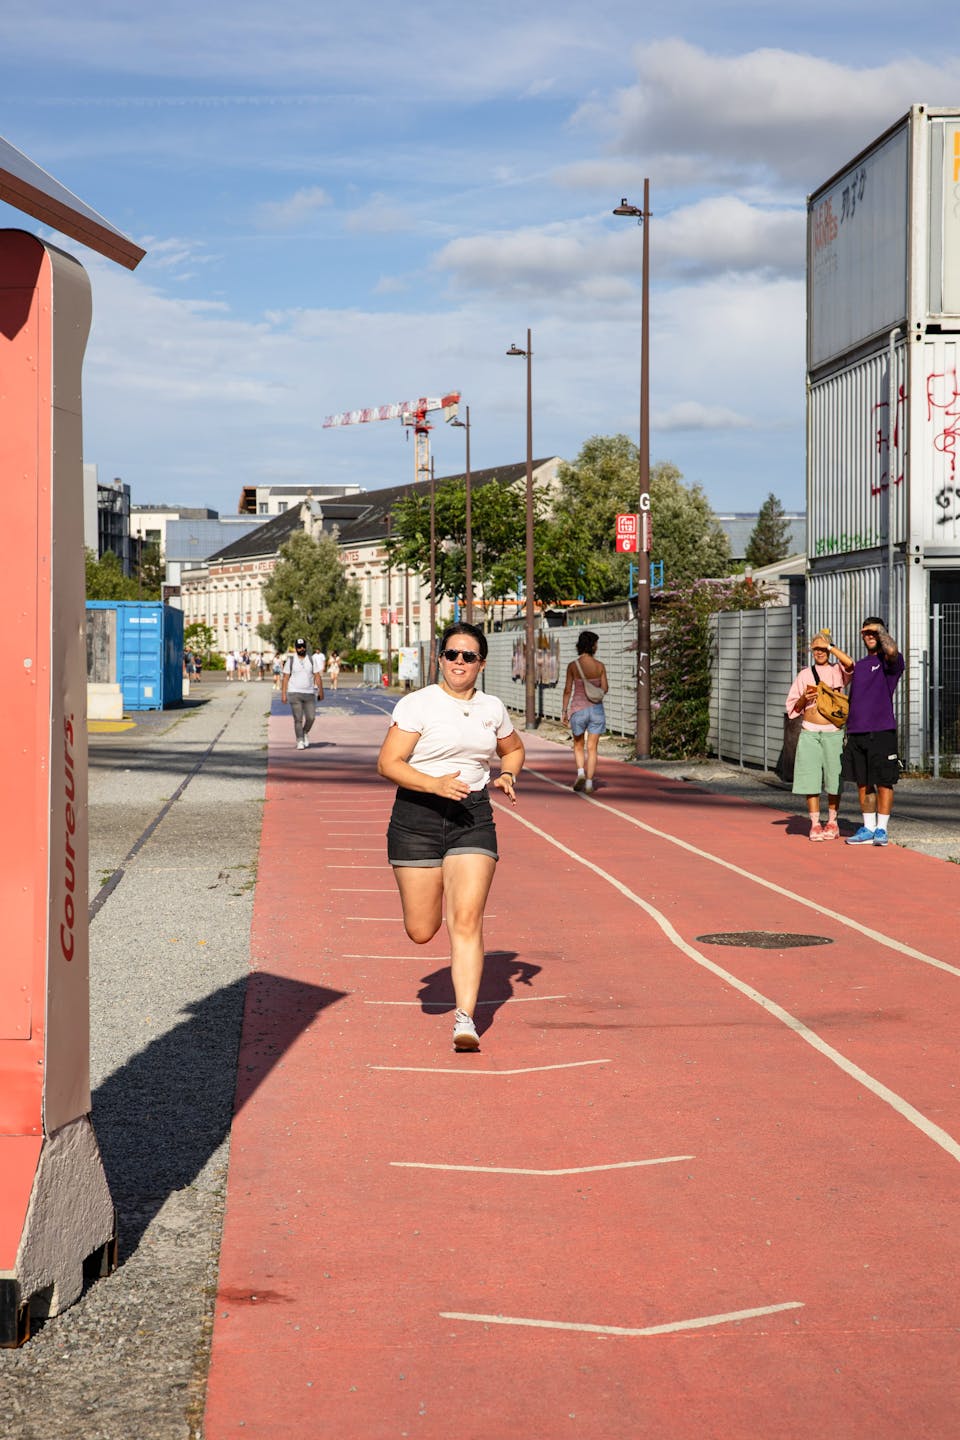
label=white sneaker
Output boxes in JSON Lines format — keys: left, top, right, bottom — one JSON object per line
{"left": 296, "top": 739, "right": 306, "bottom": 749}
{"left": 302, "top": 735, "right": 310, "bottom": 748}
{"left": 452, "top": 1010, "right": 479, "bottom": 1052}
{"left": 584, "top": 779, "right": 594, "bottom": 793}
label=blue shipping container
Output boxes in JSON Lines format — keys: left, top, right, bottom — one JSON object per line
{"left": 86, "top": 601, "right": 184, "bottom": 710}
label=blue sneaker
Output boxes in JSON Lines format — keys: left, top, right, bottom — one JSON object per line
{"left": 873, "top": 828, "right": 888, "bottom": 846}
{"left": 846, "top": 826, "right": 876, "bottom": 845}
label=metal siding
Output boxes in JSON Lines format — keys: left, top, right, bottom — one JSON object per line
{"left": 916, "top": 335, "right": 960, "bottom": 543}
{"left": 808, "top": 346, "right": 906, "bottom": 559}
{"left": 808, "top": 121, "right": 909, "bottom": 369}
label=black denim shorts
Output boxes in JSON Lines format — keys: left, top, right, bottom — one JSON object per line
{"left": 387, "top": 786, "right": 499, "bottom": 866}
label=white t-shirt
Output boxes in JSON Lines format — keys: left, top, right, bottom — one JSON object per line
{"left": 314, "top": 650, "right": 326, "bottom": 674}
{"left": 390, "top": 684, "right": 515, "bottom": 791}
{"left": 283, "top": 652, "right": 322, "bottom": 694}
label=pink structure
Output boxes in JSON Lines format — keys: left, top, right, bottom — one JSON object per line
{"left": 0, "top": 138, "right": 144, "bottom": 1345}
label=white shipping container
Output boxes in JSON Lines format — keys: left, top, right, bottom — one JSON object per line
{"left": 808, "top": 106, "right": 960, "bottom": 372}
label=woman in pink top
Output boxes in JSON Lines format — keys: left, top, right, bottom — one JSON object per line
{"left": 784, "top": 629, "right": 853, "bottom": 840}
{"left": 561, "top": 630, "right": 608, "bottom": 793}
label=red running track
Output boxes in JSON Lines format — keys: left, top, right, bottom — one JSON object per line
{"left": 204, "top": 702, "right": 960, "bottom": 1439}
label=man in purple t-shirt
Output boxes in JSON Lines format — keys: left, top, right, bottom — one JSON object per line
{"left": 831, "top": 616, "right": 904, "bottom": 847}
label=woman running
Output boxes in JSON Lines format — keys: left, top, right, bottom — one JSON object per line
{"left": 377, "top": 622, "right": 525, "bottom": 1051}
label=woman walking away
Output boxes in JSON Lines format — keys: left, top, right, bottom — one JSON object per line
{"left": 377, "top": 621, "right": 525, "bottom": 1052}
{"left": 561, "top": 630, "right": 608, "bottom": 793}
{"left": 784, "top": 628, "right": 853, "bottom": 840}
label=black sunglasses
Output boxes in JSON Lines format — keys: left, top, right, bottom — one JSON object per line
{"left": 441, "top": 648, "right": 481, "bottom": 663}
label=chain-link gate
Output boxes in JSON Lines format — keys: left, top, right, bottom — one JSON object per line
{"left": 931, "top": 604, "right": 960, "bottom": 777}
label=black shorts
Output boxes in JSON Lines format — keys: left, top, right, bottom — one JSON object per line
{"left": 387, "top": 786, "right": 499, "bottom": 867}
{"left": 841, "top": 730, "right": 901, "bottom": 789}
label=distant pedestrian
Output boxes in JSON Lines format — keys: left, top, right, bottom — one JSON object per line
{"left": 272, "top": 655, "right": 282, "bottom": 690}
{"left": 328, "top": 651, "right": 341, "bottom": 691}
{"left": 561, "top": 630, "right": 608, "bottom": 793}
{"left": 281, "top": 638, "right": 324, "bottom": 749}
{"left": 784, "top": 629, "right": 853, "bottom": 840}
{"left": 226, "top": 650, "right": 237, "bottom": 681}
{"left": 831, "top": 618, "right": 905, "bottom": 846}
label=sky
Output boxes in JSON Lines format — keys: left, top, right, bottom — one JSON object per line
{"left": 2, "top": 2, "right": 959, "bottom": 518}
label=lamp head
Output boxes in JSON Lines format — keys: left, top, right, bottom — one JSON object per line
{"left": 506, "top": 344, "right": 526, "bottom": 357}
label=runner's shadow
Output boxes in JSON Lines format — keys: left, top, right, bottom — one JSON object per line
{"left": 417, "top": 951, "right": 542, "bottom": 1036}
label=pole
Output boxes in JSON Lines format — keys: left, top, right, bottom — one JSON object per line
{"left": 464, "top": 405, "right": 473, "bottom": 625}
{"left": 636, "top": 179, "right": 652, "bottom": 760}
{"left": 385, "top": 512, "right": 393, "bottom": 683}
{"left": 429, "top": 457, "right": 436, "bottom": 680}
{"left": 524, "top": 330, "right": 536, "bottom": 730}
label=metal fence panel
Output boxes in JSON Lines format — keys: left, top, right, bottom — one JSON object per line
{"left": 709, "top": 608, "right": 799, "bottom": 770}
{"left": 482, "top": 621, "right": 637, "bottom": 735}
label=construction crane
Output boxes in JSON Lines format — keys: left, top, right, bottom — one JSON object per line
{"left": 323, "top": 391, "right": 461, "bottom": 490}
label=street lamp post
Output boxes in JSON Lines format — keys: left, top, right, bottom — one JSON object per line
{"left": 451, "top": 405, "right": 473, "bottom": 624}
{"left": 614, "top": 184, "right": 652, "bottom": 760}
{"left": 506, "top": 331, "right": 537, "bottom": 730}
{"left": 429, "top": 456, "right": 437, "bottom": 680}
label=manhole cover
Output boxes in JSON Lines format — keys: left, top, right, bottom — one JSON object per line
{"left": 696, "top": 931, "right": 833, "bottom": 949}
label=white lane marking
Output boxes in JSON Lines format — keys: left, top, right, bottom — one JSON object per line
{"left": 371, "top": 1060, "right": 611, "bottom": 1075}
{"left": 365, "top": 995, "right": 567, "bottom": 1006}
{"left": 343, "top": 953, "right": 442, "bottom": 959}
{"left": 524, "top": 769, "right": 960, "bottom": 980}
{"left": 439, "top": 1301, "right": 804, "bottom": 1337}
{"left": 392, "top": 1156, "right": 692, "bottom": 1175}
{"left": 499, "top": 805, "right": 960, "bottom": 1166}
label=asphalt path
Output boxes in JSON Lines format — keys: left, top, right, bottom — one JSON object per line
{"left": 205, "top": 689, "right": 960, "bottom": 1439}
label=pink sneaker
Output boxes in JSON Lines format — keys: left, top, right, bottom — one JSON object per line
{"left": 821, "top": 820, "right": 839, "bottom": 840}
{"left": 808, "top": 821, "right": 824, "bottom": 841}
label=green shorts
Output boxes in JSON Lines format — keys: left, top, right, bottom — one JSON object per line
{"left": 792, "top": 726, "right": 844, "bottom": 796}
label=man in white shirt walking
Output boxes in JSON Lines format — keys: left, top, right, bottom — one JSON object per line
{"left": 281, "top": 638, "right": 324, "bottom": 749}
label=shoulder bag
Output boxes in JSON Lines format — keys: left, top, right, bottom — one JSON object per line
{"left": 575, "top": 658, "right": 605, "bottom": 704}
{"left": 811, "top": 664, "right": 849, "bottom": 728}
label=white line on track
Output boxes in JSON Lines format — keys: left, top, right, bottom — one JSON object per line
{"left": 439, "top": 1301, "right": 804, "bottom": 1337}
{"left": 371, "top": 1060, "right": 611, "bottom": 1075}
{"left": 392, "top": 1156, "right": 692, "bottom": 1175}
{"left": 365, "top": 995, "right": 567, "bottom": 1006}
{"left": 498, "top": 803, "right": 960, "bottom": 1166}
{"left": 524, "top": 769, "right": 960, "bottom": 979}
{"left": 342, "top": 953, "right": 440, "bottom": 959}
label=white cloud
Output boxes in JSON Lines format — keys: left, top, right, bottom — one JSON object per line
{"left": 586, "top": 39, "right": 960, "bottom": 188}
{"left": 653, "top": 402, "right": 754, "bottom": 432}
{"left": 255, "top": 186, "right": 331, "bottom": 229}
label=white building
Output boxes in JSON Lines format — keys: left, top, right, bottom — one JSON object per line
{"left": 180, "top": 458, "right": 562, "bottom": 657}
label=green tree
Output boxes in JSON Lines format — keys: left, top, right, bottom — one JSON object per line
{"left": 184, "top": 621, "right": 216, "bottom": 658}
{"left": 745, "top": 492, "right": 791, "bottom": 568}
{"left": 547, "top": 436, "right": 732, "bottom": 598}
{"left": 85, "top": 548, "right": 140, "bottom": 600}
{"left": 259, "top": 530, "right": 361, "bottom": 654}
{"left": 134, "top": 542, "right": 163, "bottom": 599}
{"left": 386, "top": 476, "right": 562, "bottom": 611}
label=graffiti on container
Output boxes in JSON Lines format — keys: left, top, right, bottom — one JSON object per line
{"left": 929, "top": 368, "right": 960, "bottom": 524}
{"left": 839, "top": 168, "right": 867, "bottom": 224}
{"left": 814, "top": 530, "right": 882, "bottom": 557}
{"left": 872, "top": 384, "right": 906, "bottom": 495}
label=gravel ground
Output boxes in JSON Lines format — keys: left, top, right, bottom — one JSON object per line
{"left": 0, "top": 682, "right": 268, "bottom": 1440}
